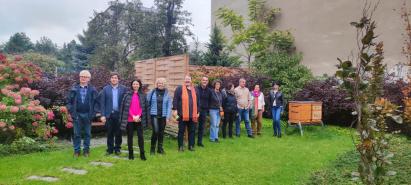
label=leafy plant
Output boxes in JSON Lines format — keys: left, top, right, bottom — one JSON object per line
{"left": 217, "top": 0, "right": 294, "bottom": 68}
{"left": 335, "top": 1, "right": 402, "bottom": 184}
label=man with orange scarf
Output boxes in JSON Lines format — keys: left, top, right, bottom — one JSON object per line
{"left": 173, "top": 75, "right": 200, "bottom": 152}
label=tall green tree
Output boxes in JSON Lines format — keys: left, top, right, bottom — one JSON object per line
{"left": 201, "top": 24, "right": 240, "bottom": 67}
{"left": 217, "top": 0, "right": 294, "bottom": 68}
{"left": 34, "top": 36, "right": 58, "bottom": 55}
{"left": 58, "top": 40, "right": 91, "bottom": 72}
{"left": 154, "top": 0, "right": 192, "bottom": 56}
{"left": 77, "top": 0, "right": 192, "bottom": 74}
{"left": 4, "top": 32, "right": 34, "bottom": 54}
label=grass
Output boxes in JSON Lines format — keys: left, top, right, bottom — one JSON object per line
{"left": 306, "top": 135, "right": 411, "bottom": 185}
{"left": 0, "top": 119, "right": 355, "bottom": 185}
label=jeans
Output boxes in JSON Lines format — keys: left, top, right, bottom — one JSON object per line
{"left": 272, "top": 106, "right": 282, "bottom": 136}
{"left": 235, "top": 108, "right": 252, "bottom": 136}
{"left": 178, "top": 119, "right": 196, "bottom": 148}
{"left": 197, "top": 109, "right": 208, "bottom": 145}
{"left": 222, "top": 112, "right": 236, "bottom": 138}
{"left": 151, "top": 116, "right": 166, "bottom": 150}
{"left": 73, "top": 113, "right": 91, "bottom": 153}
{"left": 209, "top": 109, "right": 221, "bottom": 141}
{"left": 106, "top": 112, "right": 122, "bottom": 153}
{"left": 127, "top": 122, "right": 144, "bottom": 156}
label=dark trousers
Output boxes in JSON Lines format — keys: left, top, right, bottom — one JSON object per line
{"left": 222, "top": 112, "right": 236, "bottom": 138}
{"left": 178, "top": 119, "right": 196, "bottom": 148}
{"left": 151, "top": 116, "right": 166, "bottom": 150}
{"left": 197, "top": 109, "right": 208, "bottom": 145}
{"left": 127, "top": 122, "right": 144, "bottom": 155}
{"left": 106, "top": 112, "right": 122, "bottom": 153}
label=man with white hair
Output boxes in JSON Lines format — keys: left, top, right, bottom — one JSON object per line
{"left": 173, "top": 75, "right": 200, "bottom": 152}
{"left": 66, "top": 70, "right": 99, "bottom": 157}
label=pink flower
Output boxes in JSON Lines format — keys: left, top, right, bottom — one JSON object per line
{"left": 14, "top": 77, "right": 23, "bottom": 82}
{"left": 0, "top": 104, "right": 6, "bottom": 111}
{"left": 60, "top": 106, "right": 68, "bottom": 114}
{"left": 9, "top": 63, "right": 17, "bottom": 69}
{"left": 35, "top": 106, "right": 45, "bottom": 112}
{"left": 30, "top": 90, "right": 40, "bottom": 97}
{"left": 47, "top": 111, "right": 55, "bottom": 121}
{"left": 52, "top": 127, "right": 58, "bottom": 134}
{"left": 20, "top": 87, "right": 31, "bottom": 96}
{"left": 33, "top": 114, "right": 42, "bottom": 120}
{"left": 66, "top": 122, "right": 73, "bottom": 129}
{"left": 32, "top": 122, "right": 38, "bottom": 127}
{"left": 19, "top": 106, "right": 26, "bottom": 111}
{"left": 0, "top": 122, "right": 6, "bottom": 128}
{"left": 10, "top": 106, "right": 19, "bottom": 113}
{"left": 14, "top": 98, "right": 22, "bottom": 105}
{"left": 8, "top": 125, "right": 15, "bottom": 130}
{"left": 32, "top": 100, "right": 40, "bottom": 106}
{"left": 14, "top": 55, "right": 22, "bottom": 62}
{"left": 27, "top": 106, "right": 35, "bottom": 112}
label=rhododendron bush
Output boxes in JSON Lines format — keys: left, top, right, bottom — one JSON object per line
{"left": 0, "top": 53, "right": 71, "bottom": 144}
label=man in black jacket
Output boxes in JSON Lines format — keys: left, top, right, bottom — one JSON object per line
{"left": 66, "top": 70, "right": 99, "bottom": 157}
{"left": 195, "top": 76, "right": 211, "bottom": 147}
{"left": 173, "top": 75, "right": 200, "bottom": 152}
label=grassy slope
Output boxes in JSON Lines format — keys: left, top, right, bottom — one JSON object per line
{"left": 0, "top": 120, "right": 354, "bottom": 185}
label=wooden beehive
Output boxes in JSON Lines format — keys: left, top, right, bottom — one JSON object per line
{"left": 288, "top": 101, "right": 322, "bottom": 124}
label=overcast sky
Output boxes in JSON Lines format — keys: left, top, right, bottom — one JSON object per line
{"left": 0, "top": 0, "right": 211, "bottom": 47}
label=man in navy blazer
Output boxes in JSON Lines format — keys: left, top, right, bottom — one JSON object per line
{"left": 100, "top": 72, "right": 128, "bottom": 155}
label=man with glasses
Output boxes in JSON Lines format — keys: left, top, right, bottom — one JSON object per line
{"left": 66, "top": 70, "right": 99, "bottom": 157}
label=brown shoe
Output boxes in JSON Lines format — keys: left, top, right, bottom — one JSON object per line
{"left": 83, "top": 151, "right": 90, "bottom": 157}
{"left": 74, "top": 152, "right": 80, "bottom": 158}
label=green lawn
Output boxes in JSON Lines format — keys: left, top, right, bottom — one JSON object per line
{"left": 0, "top": 119, "right": 355, "bottom": 185}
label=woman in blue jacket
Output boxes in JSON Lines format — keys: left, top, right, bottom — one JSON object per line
{"left": 147, "top": 78, "right": 173, "bottom": 155}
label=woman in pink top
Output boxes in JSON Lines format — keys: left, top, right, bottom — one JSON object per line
{"left": 119, "top": 79, "right": 147, "bottom": 160}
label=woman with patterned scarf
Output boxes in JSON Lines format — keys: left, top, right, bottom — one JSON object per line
{"left": 250, "top": 84, "right": 265, "bottom": 136}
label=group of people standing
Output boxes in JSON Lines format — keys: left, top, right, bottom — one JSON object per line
{"left": 66, "top": 70, "right": 284, "bottom": 161}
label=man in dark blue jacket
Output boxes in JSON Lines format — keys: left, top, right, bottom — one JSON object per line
{"left": 66, "top": 70, "right": 99, "bottom": 157}
{"left": 99, "top": 72, "right": 128, "bottom": 155}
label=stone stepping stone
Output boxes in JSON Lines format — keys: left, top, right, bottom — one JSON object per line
{"left": 90, "top": 161, "right": 114, "bottom": 167}
{"left": 61, "top": 167, "right": 88, "bottom": 175}
{"left": 121, "top": 150, "right": 136, "bottom": 154}
{"left": 27, "top": 175, "right": 59, "bottom": 182}
{"left": 111, "top": 156, "right": 128, "bottom": 160}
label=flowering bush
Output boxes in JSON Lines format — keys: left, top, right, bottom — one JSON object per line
{"left": 0, "top": 53, "right": 71, "bottom": 144}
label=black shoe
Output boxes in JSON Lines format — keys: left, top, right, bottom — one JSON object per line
{"left": 129, "top": 153, "right": 135, "bottom": 160}
{"left": 215, "top": 139, "right": 219, "bottom": 143}
{"left": 114, "top": 151, "right": 121, "bottom": 156}
{"left": 150, "top": 147, "right": 155, "bottom": 155}
{"left": 248, "top": 135, "right": 255, "bottom": 138}
{"left": 197, "top": 143, "right": 204, "bottom": 147}
{"left": 178, "top": 146, "right": 184, "bottom": 152}
{"left": 278, "top": 134, "right": 282, "bottom": 138}
{"left": 188, "top": 146, "right": 195, "bottom": 151}
{"left": 140, "top": 153, "right": 146, "bottom": 161}
{"left": 157, "top": 148, "right": 165, "bottom": 154}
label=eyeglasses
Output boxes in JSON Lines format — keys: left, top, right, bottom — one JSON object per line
{"left": 80, "top": 76, "right": 90, "bottom": 78}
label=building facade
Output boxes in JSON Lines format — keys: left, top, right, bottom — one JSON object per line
{"left": 212, "top": 0, "right": 410, "bottom": 75}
